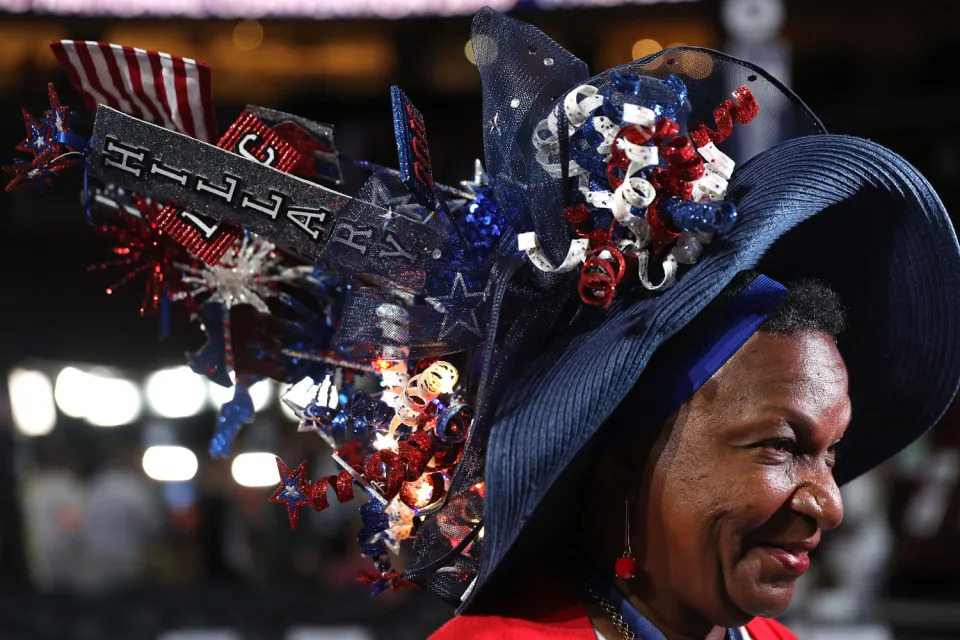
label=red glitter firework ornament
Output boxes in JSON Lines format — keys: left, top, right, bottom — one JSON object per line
{"left": 88, "top": 198, "right": 194, "bottom": 316}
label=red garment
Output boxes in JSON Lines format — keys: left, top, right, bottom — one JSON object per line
{"left": 429, "top": 600, "right": 798, "bottom": 640}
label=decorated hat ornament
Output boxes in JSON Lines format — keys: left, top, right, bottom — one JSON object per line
{"left": 9, "top": 10, "right": 960, "bottom": 611}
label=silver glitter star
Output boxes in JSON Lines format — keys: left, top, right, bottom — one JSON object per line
{"left": 488, "top": 112, "right": 503, "bottom": 134}
{"left": 459, "top": 159, "right": 489, "bottom": 197}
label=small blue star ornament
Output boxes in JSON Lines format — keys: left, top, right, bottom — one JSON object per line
{"left": 269, "top": 459, "right": 314, "bottom": 531}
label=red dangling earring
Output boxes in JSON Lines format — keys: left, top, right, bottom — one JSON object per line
{"left": 615, "top": 498, "right": 637, "bottom": 579}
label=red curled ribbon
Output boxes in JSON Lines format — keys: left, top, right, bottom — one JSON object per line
{"left": 312, "top": 467, "right": 357, "bottom": 511}
{"left": 606, "top": 125, "right": 652, "bottom": 189}
{"left": 399, "top": 471, "right": 447, "bottom": 510}
{"left": 689, "top": 85, "right": 759, "bottom": 148}
{"left": 578, "top": 244, "right": 627, "bottom": 308}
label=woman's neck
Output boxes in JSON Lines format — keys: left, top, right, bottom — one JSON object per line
{"left": 582, "top": 590, "right": 729, "bottom": 640}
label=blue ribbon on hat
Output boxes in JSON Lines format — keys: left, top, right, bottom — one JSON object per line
{"left": 641, "top": 273, "right": 788, "bottom": 425}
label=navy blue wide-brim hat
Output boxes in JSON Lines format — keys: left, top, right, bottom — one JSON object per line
{"left": 404, "top": 8, "right": 960, "bottom": 608}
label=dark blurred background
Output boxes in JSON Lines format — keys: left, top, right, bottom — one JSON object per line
{"left": 1, "top": 0, "right": 959, "bottom": 638}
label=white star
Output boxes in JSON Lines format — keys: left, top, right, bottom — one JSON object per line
{"left": 488, "top": 112, "right": 503, "bottom": 134}
{"left": 373, "top": 432, "right": 399, "bottom": 452}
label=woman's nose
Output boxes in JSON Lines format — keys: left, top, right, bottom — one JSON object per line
{"left": 791, "top": 472, "right": 844, "bottom": 531}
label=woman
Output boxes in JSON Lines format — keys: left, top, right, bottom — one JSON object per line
{"left": 422, "top": 8, "right": 960, "bottom": 639}
{"left": 431, "top": 275, "right": 848, "bottom": 638}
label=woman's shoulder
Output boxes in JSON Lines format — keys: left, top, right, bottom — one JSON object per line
{"left": 427, "top": 602, "right": 597, "bottom": 640}
{"left": 427, "top": 599, "right": 796, "bottom": 640}
{"left": 744, "top": 617, "right": 798, "bottom": 640}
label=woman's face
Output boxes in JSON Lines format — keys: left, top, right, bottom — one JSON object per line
{"left": 632, "top": 329, "right": 849, "bottom": 629}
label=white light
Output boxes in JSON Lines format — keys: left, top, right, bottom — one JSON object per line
{"left": 231, "top": 452, "right": 281, "bottom": 487}
{"left": 54, "top": 367, "right": 89, "bottom": 418}
{"left": 142, "top": 445, "right": 199, "bottom": 482}
{"left": 249, "top": 379, "right": 274, "bottom": 411}
{"left": 207, "top": 380, "right": 234, "bottom": 408}
{"left": 8, "top": 369, "right": 56, "bottom": 437}
{"left": 55, "top": 366, "right": 142, "bottom": 427}
{"left": 145, "top": 366, "right": 208, "bottom": 418}
{"left": 208, "top": 379, "right": 274, "bottom": 412}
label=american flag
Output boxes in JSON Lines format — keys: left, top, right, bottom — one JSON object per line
{"left": 50, "top": 40, "right": 217, "bottom": 143}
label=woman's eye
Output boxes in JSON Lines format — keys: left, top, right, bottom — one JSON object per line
{"left": 760, "top": 438, "right": 796, "bottom": 454}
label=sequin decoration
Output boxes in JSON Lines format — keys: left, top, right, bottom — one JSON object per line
{"left": 89, "top": 198, "right": 193, "bottom": 316}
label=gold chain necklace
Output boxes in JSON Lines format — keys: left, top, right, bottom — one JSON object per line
{"left": 584, "top": 584, "right": 636, "bottom": 640}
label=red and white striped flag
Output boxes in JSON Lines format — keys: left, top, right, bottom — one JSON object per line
{"left": 50, "top": 40, "right": 217, "bottom": 143}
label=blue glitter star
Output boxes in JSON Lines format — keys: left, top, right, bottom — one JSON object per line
{"left": 427, "top": 272, "right": 485, "bottom": 339}
{"left": 18, "top": 110, "right": 52, "bottom": 157}
{"left": 269, "top": 459, "right": 313, "bottom": 530}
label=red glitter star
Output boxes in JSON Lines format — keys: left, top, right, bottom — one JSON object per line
{"left": 269, "top": 458, "right": 314, "bottom": 531}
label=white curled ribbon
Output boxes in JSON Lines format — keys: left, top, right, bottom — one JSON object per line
{"left": 563, "top": 84, "right": 604, "bottom": 127}
{"left": 535, "top": 84, "right": 610, "bottom": 178}
{"left": 637, "top": 250, "right": 679, "bottom": 291}
{"left": 692, "top": 142, "right": 736, "bottom": 201}
{"left": 622, "top": 104, "right": 656, "bottom": 128}
{"left": 533, "top": 113, "right": 585, "bottom": 179}
{"left": 671, "top": 232, "right": 710, "bottom": 265}
{"left": 581, "top": 138, "right": 659, "bottom": 239}
{"left": 518, "top": 232, "right": 589, "bottom": 273}
{"left": 592, "top": 115, "right": 619, "bottom": 155}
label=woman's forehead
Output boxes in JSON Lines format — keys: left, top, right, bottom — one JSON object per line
{"left": 700, "top": 330, "right": 851, "bottom": 419}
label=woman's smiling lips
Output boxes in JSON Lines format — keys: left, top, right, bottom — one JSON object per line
{"left": 754, "top": 534, "right": 820, "bottom": 576}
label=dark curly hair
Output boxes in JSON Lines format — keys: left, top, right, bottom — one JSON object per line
{"left": 714, "top": 270, "right": 846, "bottom": 339}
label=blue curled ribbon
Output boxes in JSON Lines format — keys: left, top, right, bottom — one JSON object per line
{"left": 436, "top": 401, "right": 472, "bottom": 444}
{"left": 660, "top": 196, "right": 738, "bottom": 235}
{"left": 599, "top": 73, "right": 688, "bottom": 124}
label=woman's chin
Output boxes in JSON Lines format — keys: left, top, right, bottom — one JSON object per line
{"left": 728, "top": 579, "right": 796, "bottom": 620}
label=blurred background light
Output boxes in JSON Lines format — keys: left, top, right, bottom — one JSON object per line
{"left": 142, "top": 445, "right": 199, "bottom": 482}
{"left": 207, "top": 378, "right": 274, "bottom": 412}
{"left": 53, "top": 366, "right": 90, "bottom": 419}
{"left": 631, "top": 38, "right": 661, "bottom": 59}
{"left": 55, "top": 366, "right": 143, "bottom": 427}
{"left": 145, "top": 366, "right": 209, "bottom": 419}
{"left": 231, "top": 452, "right": 281, "bottom": 487}
{"left": 8, "top": 368, "right": 56, "bottom": 437}
{"left": 232, "top": 20, "right": 263, "bottom": 51}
